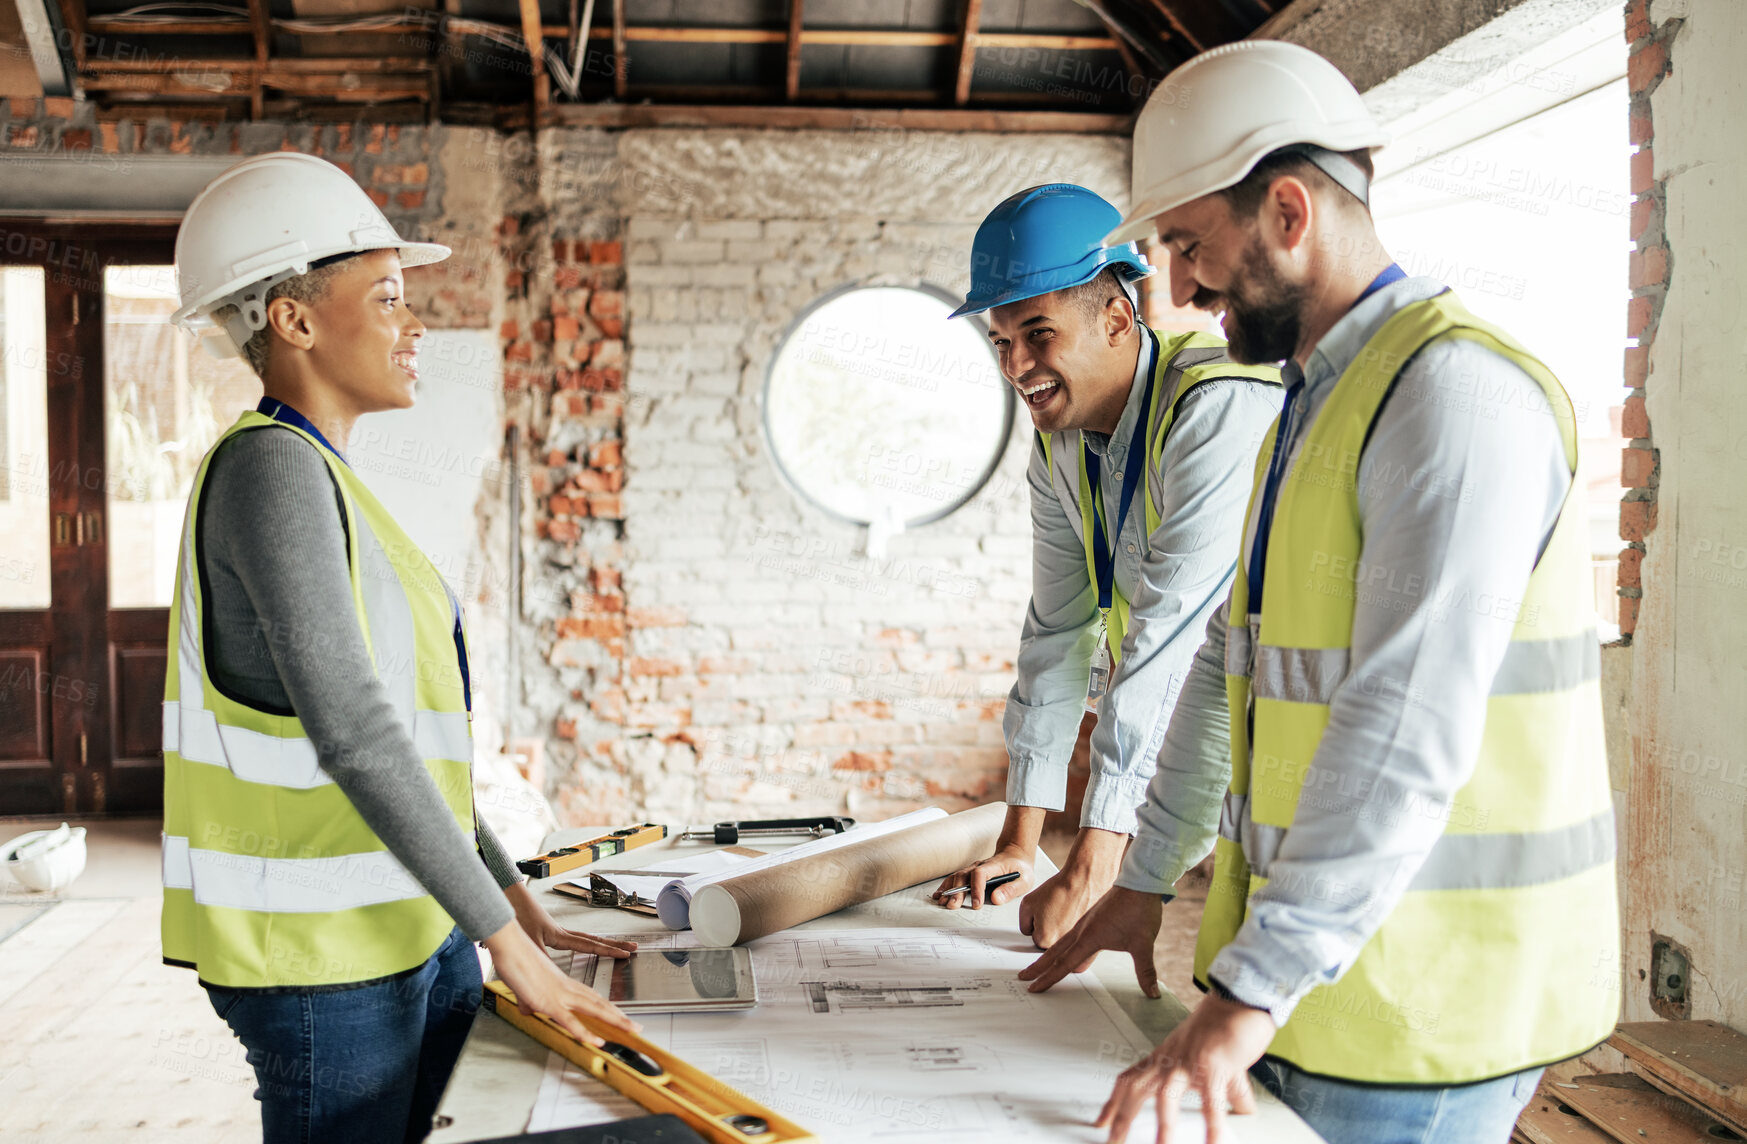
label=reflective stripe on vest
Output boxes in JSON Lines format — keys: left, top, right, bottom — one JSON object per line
{"left": 1194, "top": 291, "right": 1620, "bottom": 1085}
{"left": 161, "top": 412, "right": 474, "bottom": 988}
{"left": 1040, "top": 329, "right": 1281, "bottom": 661}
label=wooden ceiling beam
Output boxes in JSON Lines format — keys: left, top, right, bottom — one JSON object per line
{"left": 784, "top": 0, "right": 803, "bottom": 101}
{"left": 516, "top": 0, "right": 548, "bottom": 117}
{"left": 83, "top": 56, "right": 433, "bottom": 75}
{"left": 245, "top": 0, "right": 269, "bottom": 118}
{"left": 548, "top": 102, "right": 1130, "bottom": 132}
{"left": 1145, "top": 1, "right": 1204, "bottom": 53}
{"left": 610, "top": 0, "right": 625, "bottom": 98}
{"left": 952, "top": 0, "right": 982, "bottom": 106}
{"left": 562, "top": 26, "right": 1114, "bottom": 50}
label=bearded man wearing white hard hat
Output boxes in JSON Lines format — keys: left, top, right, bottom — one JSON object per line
{"left": 165, "top": 153, "right": 638, "bottom": 1143}
{"left": 1020, "top": 42, "right": 1619, "bottom": 1143}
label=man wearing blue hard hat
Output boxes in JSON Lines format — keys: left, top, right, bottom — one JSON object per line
{"left": 933, "top": 184, "right": 1282, "bottom": 949}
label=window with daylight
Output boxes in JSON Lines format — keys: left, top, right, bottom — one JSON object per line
{"left": 762, "top": 285, "right": 1013, "bottom": 533}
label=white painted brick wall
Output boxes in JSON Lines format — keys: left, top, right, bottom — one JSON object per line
{"left": 609, "top": 127, "right": 1128, "bottom": 825}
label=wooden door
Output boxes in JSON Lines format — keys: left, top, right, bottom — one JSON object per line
{"left": 0, "top": 225, "right": 259, "bottom": 815}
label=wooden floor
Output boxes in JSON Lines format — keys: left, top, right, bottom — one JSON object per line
{"left": 0, "top": 820, "right": 1209, "bottom": 1143}
{"left": 0, "top": 817, "right": 257, "bottom": 1143}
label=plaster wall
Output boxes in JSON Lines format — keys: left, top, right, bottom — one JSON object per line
{"left": 1617, "top": 0, "right": 1747, "bottom": 1024}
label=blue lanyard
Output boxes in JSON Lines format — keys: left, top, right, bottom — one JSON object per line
{"left": 1083, "top": 337, "right": 1160, "bottom": 615}
{"left": 258, "top": 397, "right": 349, "bottom": 466}
{"left": 1243, "top": 264, "right": 1404, "bottom": 617}
{"left": 258, "top": 396, "right": 472, "bottom": 718}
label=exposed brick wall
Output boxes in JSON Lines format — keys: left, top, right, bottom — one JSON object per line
{"left": 1619, "top": 0, "right": 1672, "bottom": 640}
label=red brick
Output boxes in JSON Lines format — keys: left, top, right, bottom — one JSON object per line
{"left": 1620, "top": 499, "right": 1658, "bottom": 542}
{"left": 591, "top": 566, "right": 621, "bottom": 593}
{"left": 1630, "top": 195, "right": 1654, "bottom": 241}
{"left": 833, "top": 751, "right": 893, "bottom": 773}
{"left": 335, "top": 124, "right": 353, "bottom": 151}
{"left": 554, "top": 316, "right": 580, "bottom": 341}
{"left": 1629, "top": 243, "right": 1668, "bottom": 289}
{"left": 589, "top": 240, "right": 622, "bottom": 264}
{"left": 589, "top": 440, "right": 622, "bottom": 469}
{"left": 1618, "top": 547, "right": 1643, "bottom": 589}
{"left": 366, "top": 189, "right": 390, "bottom": 208}
{"left": 596, "top": 318, "right": 624, "bottom": 339}
{"left": 555, "top": 265, "right": 583, "bottom": 290}
{"left": 628, "top": 657, "right": 686, "bottom": 677}
{"left": 1630, "top": 147, "right": 1655, "bottom": 196}
{"left": 554, "top": 717, "right": 579, "bottom": 740}
{"left": 506, "top": 342, "right": 533, "bottom": 363}
{"left": 570, "top": 468, "right": 613, "bottom": 492}
{"left": 588, "top": 290, "right": 624, "bottom": 321}
{"left": 395, "top": 190, "right": 426, "bottom": 210}
{"left": 531, "top": 318, "right": 552, "bottom": 343}
{"left": 553, "top": 239, "right": 571, "bottom": 263}
{"left": 1619, "top": 595, "right": 1640, "bottom": 636}
{"left": 100, "top": 123, "right": 118, "bottom": 152}
{"left": 627, "top": 606, "right": 687, "bottom": 628}
{"left": 1628, "top": 113, "right": 1653, "bottom": 146}
{"left": 499, "top": 319, "right": 519, "bottom": 340}
{"left": 545, "top": 449, "right": 568, "bottom": 466}
{"left": 42, "top": 96, "right": 73, "bottom": 118}
{"left": 506, "top": 268, "right": 525, "bottom": 291}
{"left": 499, "top": 214, "right": 521, "bottom": 237}
{"left": 548, "top": 518, "right": 582, "bottom": 543}
{"left": 1622, "top": 446, "right": 1656, "bottom": 487}
{"left": 1622, "top": 394, "right": 1650, "bottom": 438}
{"left": 59, "top": 128, "right": 91, "bottom": 151}
{"left": 592, "top": 394, "right": 626, "bottom": 419}
{"left": 590, "top": 688, "right": 627, "bottom": 723}
{"left": 365, "top": 125, "right": 385, "bottom": 154}
{"left": 1625, "top": 0, "right": 1651, "bottom": 41}
{"left": 557, "top": 615, "right": 626, "bottom": 641}
{"left": 549, "top": 494, "right": 576, "bottom": 516}
{"left": 1628, "top": 41, "right": 1667, "bottom": 94}
{"left": 1624, "top": 346, "right": 1650, "bottom": 389}
{"left": 588, "top": 492, "right": 623, "bottom": 519}
{"left": 1627, "top": 295, "right": 1655, "bottom": 339}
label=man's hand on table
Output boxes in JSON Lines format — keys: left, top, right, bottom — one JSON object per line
{"left": 1017, "top": 885, "right": 1163, "bottom": 998}
{"left": 1017, "top": 826, "right": 1128, "bottom": 948}
{"left": 934, "top": 804, "right": 1044, "bottom": 910}
{"left": 1096, "top": 994, "right": 1275, "bottom": 1143}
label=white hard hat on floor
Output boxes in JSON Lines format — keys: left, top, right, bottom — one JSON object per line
{"left": 171, "top": 152, "right": 450, "bottom": 358}
{"left": 1106, "top": 41, "right": 1390, "bottom": 247}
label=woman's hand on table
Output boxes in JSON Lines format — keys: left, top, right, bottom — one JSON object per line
{"left": 484, "top": 919, "right": 641, "bottom": 1046}
{"left": 505, "top": 879, "right": 639, "bottom": 957}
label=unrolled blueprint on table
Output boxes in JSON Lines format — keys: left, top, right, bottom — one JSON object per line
{"left": 529, "top": 925, "right": 1224, "bottom": 1143}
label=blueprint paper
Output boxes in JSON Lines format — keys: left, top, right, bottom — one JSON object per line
{"left": 529, "top": 925, "right": 1223, "bottom": 1143}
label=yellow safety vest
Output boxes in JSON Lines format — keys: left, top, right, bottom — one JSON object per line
{"left": 1194, "top": 292, "right": 1619, "bottom": 1084}
{"left": 161, "top": 411, "right": 476, "bottom": 988}
{"left": 1040, "top": 329, "right": 1281, "bottom": 661}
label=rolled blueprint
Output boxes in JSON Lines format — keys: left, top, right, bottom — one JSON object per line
{"left": 688, "top": 802, "right": 1006, "bottom": 946}
{"left": 654, "top": 806, "right": 947, "bottom": 930}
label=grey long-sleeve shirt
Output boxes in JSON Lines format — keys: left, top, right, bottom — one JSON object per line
{"left": 201, "top": 424, "right": 518, "bottom": 945}
{"left": 1004, "top": 326, "right": 1282, "bottom": 833}
{"left": 1115, "top": 276, "right": 1573, "bottom": 1025}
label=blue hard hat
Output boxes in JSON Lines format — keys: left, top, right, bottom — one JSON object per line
{"left": 950, "top": 184, "right": 1154, "bottom": 319}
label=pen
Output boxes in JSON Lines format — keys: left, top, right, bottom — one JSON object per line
{"left": 936, "top": 871, "right": 1022, "bottom": 900}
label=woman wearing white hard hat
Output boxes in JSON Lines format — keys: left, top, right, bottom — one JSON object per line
{"left": 163, "top": 152, "right": 637, "bottom": 1144}
{"left": 1023, "top": 42, "right": 1617, "bottom": 1144}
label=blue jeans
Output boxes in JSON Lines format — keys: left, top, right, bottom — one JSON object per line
{"left": 205, "top": 927, "right": 483, "bottom": 1144}
{"left": 1253, "top": 1057, "right": 1544, "bottom": 1144}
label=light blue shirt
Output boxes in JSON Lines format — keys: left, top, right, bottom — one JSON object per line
{"left": 1004, "top": 326, "right": 1283, "bottom": 834}
{"left": 1115, "top": 277, "right": 1573, "bottom": 1025}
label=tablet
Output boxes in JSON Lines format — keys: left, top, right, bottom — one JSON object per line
{"left": 571, "top": 948, "right": 758, "bottom": 1013}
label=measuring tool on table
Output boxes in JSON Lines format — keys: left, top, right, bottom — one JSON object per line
{"left": 483, "top": 981, "right": 815, "bottom": 1144}
{"left": 673, "top": 817, "right": 855, "bottom": 845}
{"left": 518, "top": 824, "right": 668, "bottom": 879}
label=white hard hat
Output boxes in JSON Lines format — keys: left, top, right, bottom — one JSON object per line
{"left": 1107, "top": 41, "right": 1389, "bottom": 246}
{"left": 1, "top": 822, "right": 87, "bottom": 893}
{"left": 172, "top": 152, "right": 449, "bottom": 358}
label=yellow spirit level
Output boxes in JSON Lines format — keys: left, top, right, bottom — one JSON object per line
{"left": 517, "top": 823, "right": 668, "bottom": 879}
{"left": 483, "top": 980, "right": 816, "bottom": 1144}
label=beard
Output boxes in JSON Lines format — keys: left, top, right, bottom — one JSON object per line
{"left": 1214, "top": 233, "right": 1309, "bottom": 365}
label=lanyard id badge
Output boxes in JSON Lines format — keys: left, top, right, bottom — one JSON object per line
{"left": 1086, "top": 613, "right": 1112, "bottom": 713}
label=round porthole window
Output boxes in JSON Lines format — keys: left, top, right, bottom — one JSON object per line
{"left": 762, "top": 284, "right": 1014, "bottom": 533}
